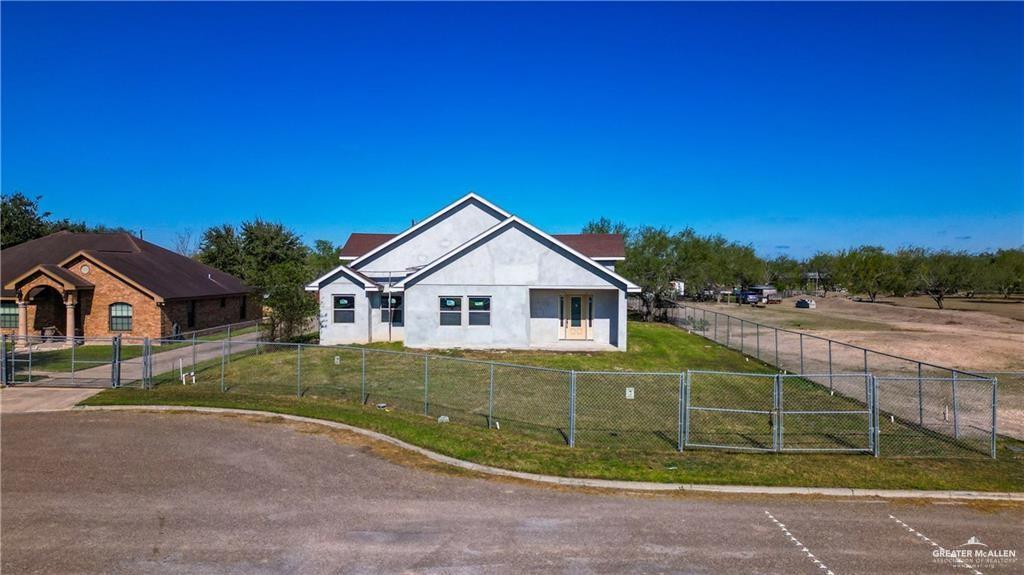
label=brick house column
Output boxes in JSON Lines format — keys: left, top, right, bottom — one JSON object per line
{"left": 17, "top": 301, "right": 28, "bottom": 340}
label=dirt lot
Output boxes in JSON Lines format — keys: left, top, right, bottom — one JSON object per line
{"left": 689, "top": 295, "right": 1024, "bottom": 373}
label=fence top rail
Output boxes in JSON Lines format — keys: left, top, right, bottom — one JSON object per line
{"left": 875, "top": 376, "right": 997, "bottom": 383}
{"left": 688, "top": 370, "right": 777, "bottom": 377}
{"left": 781, "top": 373, "right": 871, "bottom": 379}
{"left": 676, "top": 304, "right": 991, "bottom": 379}
{"left": 575, "top": 370, "right": 684, "bottom": 376}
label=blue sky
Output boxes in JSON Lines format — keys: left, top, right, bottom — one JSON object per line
{"left": 2, "top": 2, "right": 1021, "bottom": 258}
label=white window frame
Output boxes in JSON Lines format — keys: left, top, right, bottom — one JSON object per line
{"left": 467, "top": 296, "right": 491, "bottom": 326}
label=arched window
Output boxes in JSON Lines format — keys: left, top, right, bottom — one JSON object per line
{"left": 109, "top": 302, "right": 133, "bottom": 331}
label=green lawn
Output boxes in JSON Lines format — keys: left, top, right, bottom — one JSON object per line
{"left": 79, "top": 321, "right": 1023, "bottom": 490}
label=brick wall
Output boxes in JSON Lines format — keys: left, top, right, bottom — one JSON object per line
{"left": 66, "top": 256, "right": 163, "bottom": 339}
{"left": 160, "top": 294, "right": 260, "bottom": 336}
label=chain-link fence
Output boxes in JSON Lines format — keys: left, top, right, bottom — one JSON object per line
{"left": 0, "top": 333, "right": 1000, "bottom": 458}
{"left": 666, "top": 304, "right": 1019, "bottom": 447}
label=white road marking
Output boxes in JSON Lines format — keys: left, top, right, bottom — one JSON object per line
{"left": 764, "top": 510, "right": 836, "bottom": 575}
{"left": 887, "top": 514, "right": 983, "bottom": 575}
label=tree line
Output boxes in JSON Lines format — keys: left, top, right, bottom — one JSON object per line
{"left": 583, "top": 218, "right": 1024, "bottom": 317}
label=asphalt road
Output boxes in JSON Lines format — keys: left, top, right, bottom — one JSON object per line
{"left": 2, "top": 411, "right": 1021, "bottom": 574}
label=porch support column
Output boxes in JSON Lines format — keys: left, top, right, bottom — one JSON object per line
{"left": 66, "top": 302, "right": 77, "bottom": 340}
{"left": 17, "top": 301, "right": 28, "bottom": 340}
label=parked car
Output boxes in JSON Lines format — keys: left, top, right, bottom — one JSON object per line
{"left": 795, "top": 298, "right": 816, "bottom": 309}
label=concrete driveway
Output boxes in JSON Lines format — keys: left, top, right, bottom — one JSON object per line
{"left": 0, "top": 387, "right": 102, "bottom": 413}
{"left": 2, "top": 410, "right": 1021, "bottom": 574}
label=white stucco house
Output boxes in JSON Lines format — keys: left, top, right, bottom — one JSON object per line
{"left": 306, "top": 193, "right": 640, "bottom": 351}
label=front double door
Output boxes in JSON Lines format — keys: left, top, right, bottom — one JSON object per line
{"left": 560, "top": 294, "right": 591, "bottom": 340}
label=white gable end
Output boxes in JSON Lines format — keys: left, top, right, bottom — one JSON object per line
{"left": 353, "top": 200, "right": 505, "bottom": 274}
{"left": 409, "top": 222, "right": 626, "bottom": 289}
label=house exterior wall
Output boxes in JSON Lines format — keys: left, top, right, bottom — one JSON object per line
{"left": 353, "top": 201, "right": 504, "bottom": 274}
{"left": 160, "top": 295, "right": 257, "bottom": 337}
{"left": 403, "top": 224, "right": 628, "bottom": 350}
{"left": 368, "top": 292, "right": 405, "bottom": 342}
{"left": 317, "top": 275, "right": 371, "bottom": 345}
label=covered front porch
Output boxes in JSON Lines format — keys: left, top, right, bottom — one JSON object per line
{"left": 3, "top": 264, "right": 93, "bottom": 342}
{"left": 528, "top": 288, "right": 627, "bottom": 351}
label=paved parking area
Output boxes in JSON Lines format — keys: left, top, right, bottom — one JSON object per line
{"left": 2, "top": 410, "right": 1021, "bottom": 574}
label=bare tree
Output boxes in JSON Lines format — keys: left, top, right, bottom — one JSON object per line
{"left": 173, "top": 227, "right": 198, "bottom": 258}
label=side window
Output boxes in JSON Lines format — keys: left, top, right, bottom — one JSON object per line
{"left": 333, "top": 295, "right": 355, "bottom": 323}
{"left": 240, "top": 296, "right": 248, "bottom": 320}
{"left": 109, "top": 302, "right": 133, "bottom": 331}
{"left": 187, "top": 300, "right": 197, "bottom": 328}
{"left": 439, "top": 296, "right": 462, "bottom": 326}
{"left": 0, "top": 301, "right": 17, "bottom": 328}
{"left": 468, "top": 296, "right": 491, "bottom": 326}
{"left": 381, "top": 294, "right": 403, "bottom": 324}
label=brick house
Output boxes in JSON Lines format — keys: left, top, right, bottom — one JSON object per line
{"left": 0, "top": 231, "right": 260, "bottom": 340}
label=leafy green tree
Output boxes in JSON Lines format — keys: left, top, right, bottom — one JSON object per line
{"left": 307, "top": 239, "right": 343, "bottom": 278}
{"left": 262, "top": 261, "right": 319, "bottom": 341}
{"left": 765, "top": 255, "right": 803, "bottom": 291}
{"left": 804, "top": 252, "right": 838, "bottom": 294}
{"left": 239, "top": 219, "right": 310, "bottom": 293}
{"left": 978, "top": 249, "right": 1024, "bottom": 298}
{"left": 581, "top": 217, "right": 632, "bottom": 242}
{"left": 835, "top": 246, "right": 896, "bottom": 302}
{"left": 197, "top": 224, "right": 245, "bottom": 278}
{"left": 618, "top": 226, "right": 676, "bottom": 321}
{"left": 915, "top": 250, "right": 973, "bottom": 309}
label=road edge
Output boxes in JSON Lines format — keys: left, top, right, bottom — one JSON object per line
{"left": 74, "top": 404, "right": 1024, "bottom": 502}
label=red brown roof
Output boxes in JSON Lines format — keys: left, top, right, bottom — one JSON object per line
{"left": 552, "top": 234, "right": 626, "bottom": 258}
{"left": 1, "top": 231, "right": 251, "bottom": 300}
{"left": 338, "top": 233, "right": 398, "bottom": 258}
{"left": 337, "top": 231, "right": 625, "bottom": 259}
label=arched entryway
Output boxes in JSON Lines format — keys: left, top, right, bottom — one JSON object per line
{"left": 25, "top": 285, "right": 70, "bottom": 337}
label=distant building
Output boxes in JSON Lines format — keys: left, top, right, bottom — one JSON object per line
{"left": 1, "top": 231, "right": 259, "bottom": 340}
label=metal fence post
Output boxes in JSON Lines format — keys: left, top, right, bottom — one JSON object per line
{"left": 488, "top": 363, "right": 495, "bottom": 429}
{"left": 423, "top": 354, "right": 429, "bottom": 416}
{"left": 360, "top": 349, "right": 367, "bottom": 404}
{"left": 27, "top": 340, "right": 32, "bottom": 384}
{"left": 773, "top": 374, "right": 782, "bottom": 452}
{"left": 568, "top": 370, "right": 576, "bottom": 447}
{"left": 714, "top": 312, "right": 718, "bottom": 341}
{"left": 872, "top": 375, "right": 880, "bottom": 457}
{"left": 1, "top": 334, "right": 8, "bottom": 387}
{"left": 220, "top": 339, "right": 227, "bottom": 392}
{"left": 951, "top": 370, "right": 960, "bottom": 439}
{"left": 70, "top": 337, "right": 76, "bottom": 387}
{"left": 110, "top": 336, "right": 121, "bottom": 388}
{"left": 756, "top": 323, "right": 760, "bottom": 360}
{"left": 917, "top": 362, "right": 924, "bottom": 425}
{"left": 192, "top": 332, "right": 197, "bottom": 372}
{"left": 863, "top": 349, "right": 868, "bottom": 374}
{"left": 799, "top": 333, "right": 804, "bottom": 374}
{"left": 142, "top": 338, "right": 150, "bottom": 389}
{"left": 726, "top": 316, "right": 731, "bottom": 348}
{"left": 296, "top": 344, "right": 302, "bottom": 398}
{"left": 774, "top": 328, "right": 779, "bottom": 369}
{"left": 677, "top": 371, "right": 685, "bottom": 452}
{"left": 827, "top": 340, "right": 833, "bottom": 392}
{"left": 740, "top": 320, "right": 745, "bottom": 354}
{"left": 991, "top": 378, "right": 998, "bottom": 459}
{"left": 683, "top": 371, "right": 691, "bottom": 447}
{"left": 226, "top": 324, "right": 232, "bottom": 363}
